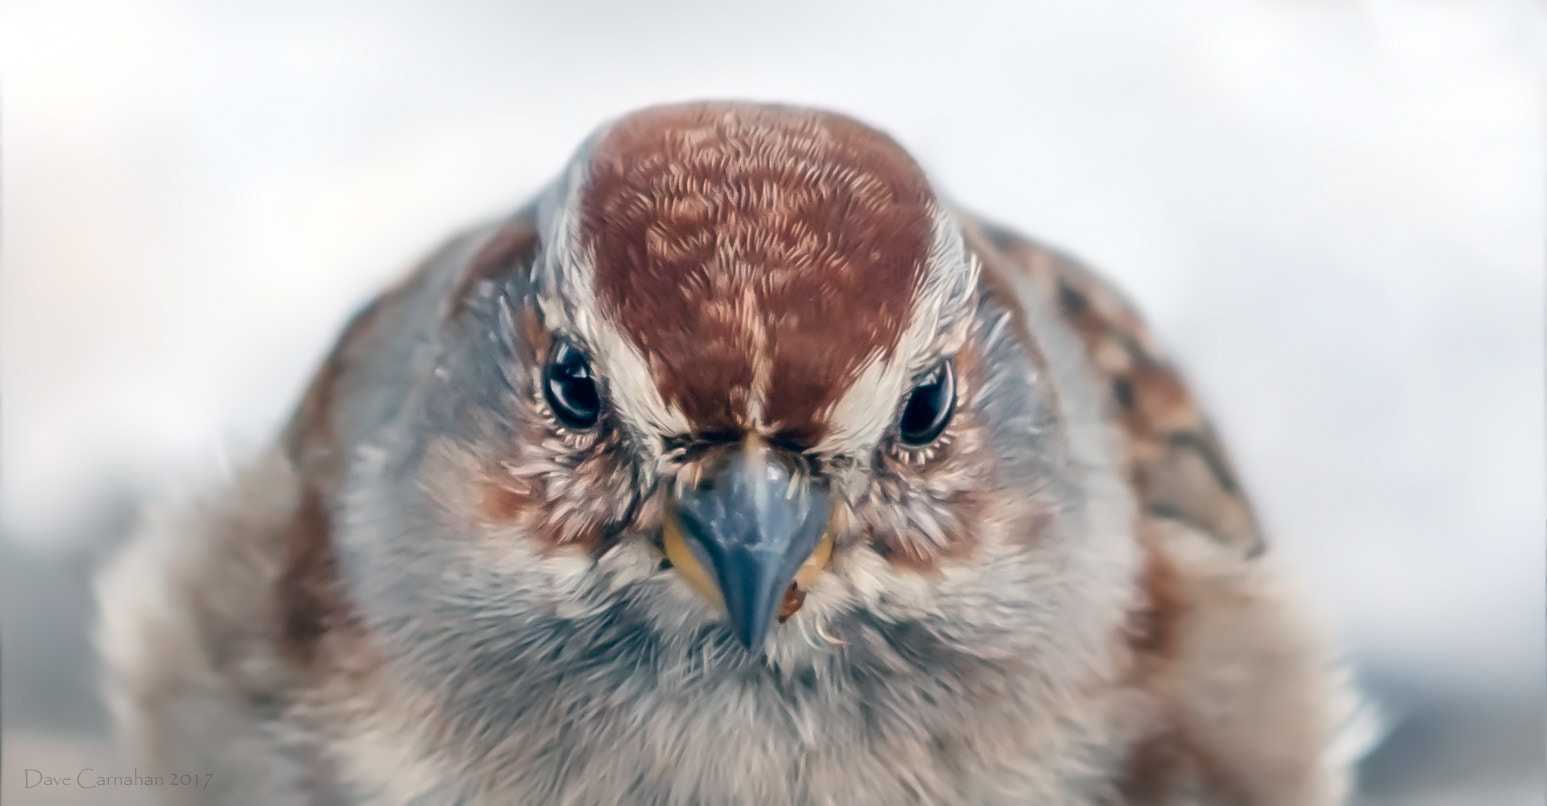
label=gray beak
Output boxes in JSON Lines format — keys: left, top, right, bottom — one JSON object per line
{"left": 671, "top": 445, "right": 831, "bottom": 649}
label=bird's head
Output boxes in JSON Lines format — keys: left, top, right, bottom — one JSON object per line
{"left": 289, "top": 103, "right": 1136, "bottom": 710}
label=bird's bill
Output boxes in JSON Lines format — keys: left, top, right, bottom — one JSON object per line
{"left": 662, "top": 442, "right": 833, "bottom": 649}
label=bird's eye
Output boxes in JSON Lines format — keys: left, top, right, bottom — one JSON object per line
{"left": 898, "top": 361, "right": 956, "bottom": 446}
{"left": 543, "top": 340, "right": 602, "bottom": 429}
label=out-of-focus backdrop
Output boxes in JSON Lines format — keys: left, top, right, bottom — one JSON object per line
{"left": 3, "top": 0, "right": 1542, "bottom": 803}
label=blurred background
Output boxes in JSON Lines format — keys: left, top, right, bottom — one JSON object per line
{"left": 2, "top": 0, "right": 1542, "bottom": 802}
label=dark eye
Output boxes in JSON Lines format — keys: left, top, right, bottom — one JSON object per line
{"left": 543, "top": 340, "right": 602, "bottom": 429}
{"left": 898, "top": 361, "right": 955, "bottom": 446}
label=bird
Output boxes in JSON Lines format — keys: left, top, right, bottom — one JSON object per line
{"left": 96, "top": 101, "right": 1366, "bottom": 805}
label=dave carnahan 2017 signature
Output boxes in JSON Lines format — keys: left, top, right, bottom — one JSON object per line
{"left": 24, "top": 768, "right": 214, "bottom": 789}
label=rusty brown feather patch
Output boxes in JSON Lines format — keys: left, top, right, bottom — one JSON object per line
{"left": 275, "top": 249, "right": 433, "bottom": 665}
{"left": 445, "top": 217, "right": 539, "bottom": 321}
{"left": 274, "top": 290, "right": 391, "bottom": 666}
{"left": 274, "top": 483, "right": 379, "bottom": 673}
{"left": 276, "top": 488, "right": 347, "bottom": 664}
{"left": 1127, "top": 532, "right": 1183, "bottom": 660}
{"left": 281, "top": 297, "right": 381, "bottom": 501}
{"left": 581, "top": 103, "right": 936, "bottom": 443}
{"left": 1114, "top": 532, "right": 1197, "bottom": 801}
{"left": 1118, "top": 726, "right": 1202, "bottom": 804}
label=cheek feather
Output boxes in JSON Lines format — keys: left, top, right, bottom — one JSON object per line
{"left": 465, "top": 441, "right": 632, "bottom": 553}
{"left": 863, "top": 439, "right": 995, "bottom": 572}
{"left": 478, "top": 429, "right": 640, "bottom": 553}
{"left": 480, "top": 480, "right": 536, "bottom": 523}
{"left": 857, "top": 342, "right": 1002, "bottom": 573}
{"left": 437, "top": 296, "right": 643, "bottom": 554}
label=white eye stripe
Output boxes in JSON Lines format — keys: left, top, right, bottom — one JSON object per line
{"left": 530, "top": 151, "right": 692, "bottom": 446}
{"left": 818, "top": 206, "right": 978, "bottom": 457}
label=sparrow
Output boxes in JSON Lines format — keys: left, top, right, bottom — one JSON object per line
{"left": 96, "top": 102, "right": 1363, "bottom": 804}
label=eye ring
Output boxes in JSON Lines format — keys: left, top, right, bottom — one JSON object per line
{"left": 543, "top": 339, "right": 602, "bottom": 430}
{"left": 898, "top": 361, "right": 956, "bottom": 446}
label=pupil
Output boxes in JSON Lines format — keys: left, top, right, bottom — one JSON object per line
{"left": 899, "top": 363, "right": 954, "bottom": 445}
{"left": 560, "top": 365, "right": 598, "bottom": 409}
{"left": 902, "top": 383, "right": 941, "bottom": 432}
{"left": 545, "top": 343, "right": 601, "bottom": 428}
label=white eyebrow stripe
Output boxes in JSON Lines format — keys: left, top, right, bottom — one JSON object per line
{"left": 817, "top": 205, "right": 979, "bottom": 458}
{"left": 533, "top": 145, "right": 693, "bottom": 441}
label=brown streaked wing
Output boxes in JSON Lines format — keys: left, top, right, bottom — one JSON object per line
{"left": 963, "top": 214, "right": 1266, "bottom": 559}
